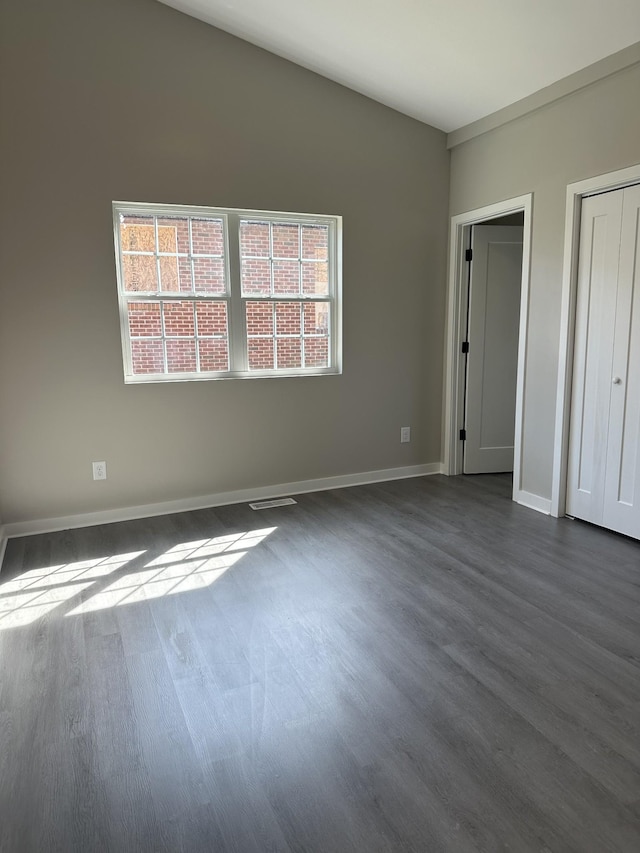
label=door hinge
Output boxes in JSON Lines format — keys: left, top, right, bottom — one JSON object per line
{"left": 461, "top": 341, "right": 469, "bottom": 354}
{"left": 465, "top": 248, "right": 473, "bottom": 262}
{"left": 459, "top": 429, "right": 467, "bottom": 441}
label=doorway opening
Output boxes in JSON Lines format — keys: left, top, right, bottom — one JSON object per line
{"left": 443, "top": 194, "right": 533, "bottom": 507}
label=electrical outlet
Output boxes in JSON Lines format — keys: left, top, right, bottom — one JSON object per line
{"left": 92, "top": 461, "right": 107, "bottom": 481}
{"left": 400, "top": 426, "right": 411, "bottom": 443}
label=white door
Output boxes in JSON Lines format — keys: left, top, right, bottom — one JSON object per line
{"left": 464, "top": 225, "right": 523, "bottom": 474}
{"left": 567, "top": 184, "right": 640, "bottom": 539}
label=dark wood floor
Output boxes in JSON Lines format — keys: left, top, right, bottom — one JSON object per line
{"left": 1, "top": 474, "right": 640, "bottom": 852}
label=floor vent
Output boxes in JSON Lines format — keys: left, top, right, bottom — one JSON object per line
{"left": 249, "top": 497, "right": 297, "bottom": 510}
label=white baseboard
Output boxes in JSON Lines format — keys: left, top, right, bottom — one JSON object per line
{"left": 0, "top": 529, "right": 7, "bottom": 573}
{"left": 2, "top": 462, "right": 443, "bottom": 541}
{"left": 514, "top": 489, "right": 552, "bottom": 515}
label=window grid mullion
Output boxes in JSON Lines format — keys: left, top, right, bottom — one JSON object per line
{"left": 188, "top": 217, "right": 195, "bottom": 296}
{"left": 241, "top": 254, "right": 324, "bottom": 262}
{"left": 273, "top": 300, "right": 279, "bottom": 370}
{"left": 298, "top": 223, "right": 302, "bottom": 297}
{"left": 154, "top": 217, "right": 162, "bottom": 295}
{"left": 122, "top": 251, "right": 223, "bottom": 258}
{"left": 160, "top": 301, "right": 168, "bottom": 373}
{"left": 240, "top": 295, "right": 332, "bottom": 303}
{"left": 227, "top": 214, "right": 246, "bottom": 372}
{"left": 193, "top": 301, "right": 201, "bottom": 373}
{"left": 124, "top": 293, "right": 231, "bottom": 303}
{"left": 250, "top": 331, "right": 314, "bottom": 338}
{"left": 269, "top": 223, "right": 275, "bottom": 298}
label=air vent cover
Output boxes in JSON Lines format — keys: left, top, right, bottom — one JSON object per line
{"left": 249, "top": 497, "right": 297, "bottom": 510}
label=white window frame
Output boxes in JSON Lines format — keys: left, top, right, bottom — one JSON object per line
{"left": 112, "top": 201, "right": 343, "bottom": 383}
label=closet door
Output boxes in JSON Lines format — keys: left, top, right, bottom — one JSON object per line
{"left": 566, "top": 191, "right": 622, "bottom": 526}
{"left": 602, "top": 185, "right": 640, "bottom": 537}
{"left": 567, "top": 185, "right": 640, "bottom": 540}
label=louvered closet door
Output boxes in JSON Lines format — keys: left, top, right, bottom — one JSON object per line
{"left": 567, "top": 185, "right": 640, "bottom": 539}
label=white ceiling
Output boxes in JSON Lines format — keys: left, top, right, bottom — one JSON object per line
{"left": 158, "top": 0, "right": 640, "bottom": 132}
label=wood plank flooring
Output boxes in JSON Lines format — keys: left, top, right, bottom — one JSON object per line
{"left": 1, "top": 473, "right": 639, "bottom": 851}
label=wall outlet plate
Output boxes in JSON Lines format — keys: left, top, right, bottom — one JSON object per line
{"left": 400, "top": 426, "right": 411, "bottom": 443}
{"left": 92, "top": 461, "right": 107, "bottom": 480}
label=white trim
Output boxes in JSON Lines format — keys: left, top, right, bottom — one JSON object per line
{"left": 0, "top": 529, "right": 7, "bottom": 573}
{"left": 514, "top": 490, "right": 552, "bottom": 516}
{"left": 1, "top": 463, "right": 442, "bottom": 540}
{"left": 443, "top": 194, "right": 533, "bottom": 505}
{"left": 551, "top": 162, "right": 640, "bottom": 518}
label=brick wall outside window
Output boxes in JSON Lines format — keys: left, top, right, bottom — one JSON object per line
{"left": 114, "top": 204, "right": 340, "bottom": 381}
{"left": 241, "top": 219, "right": 330, "bottom": 370}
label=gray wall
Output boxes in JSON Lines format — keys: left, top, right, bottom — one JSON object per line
{"left": 450, "top": 63, "right": 640, "bottom": 500}
{"left": 0, "top": 0, "right": 449, "bottom": 524}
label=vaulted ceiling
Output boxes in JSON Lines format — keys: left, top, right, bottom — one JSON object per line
{"left": 158, "top": 0, "right": 640, "bottom": 132}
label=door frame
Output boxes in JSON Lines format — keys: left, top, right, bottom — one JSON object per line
{"left": 443, "top": 194, "right": 533, "bottom": 504}
{"left": 551, "top": 162, "right": 640, "bottom": 517}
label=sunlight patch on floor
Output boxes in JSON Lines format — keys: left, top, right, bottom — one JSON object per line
{"left": 0, "top": 527, "right": 277, "bottom": 628}
{"left": 0, "top": 552, "right": 145, "bottom": 629}
{"left": 67, "top": 528, "right": 276, "bottom": 615}
{"left": 0, "top": 527, "right": 277, "bottom": 630}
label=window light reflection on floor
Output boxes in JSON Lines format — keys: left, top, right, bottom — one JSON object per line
{"left": 0, "top": 527, "right": 277, "bottom": 629}
{"left": 0, "top": 552, "right": 146, "bottom": 629}
{"left": 67, "top": 527, "right": 277, "bottom": 615}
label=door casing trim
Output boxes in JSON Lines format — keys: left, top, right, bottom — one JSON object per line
{"left": 552, "top": 163, "right": 640, "bottom": 517}
{"left": 443, "top": 194, "right": 533, "bottom": 508}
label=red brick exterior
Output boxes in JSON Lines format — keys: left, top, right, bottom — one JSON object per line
{"left": 119, "top": 213, "right": 331, "bottom": 375}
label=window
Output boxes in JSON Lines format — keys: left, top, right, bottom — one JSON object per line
{"left": 112, "top": 202, "right": 342, "bottom": 382}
